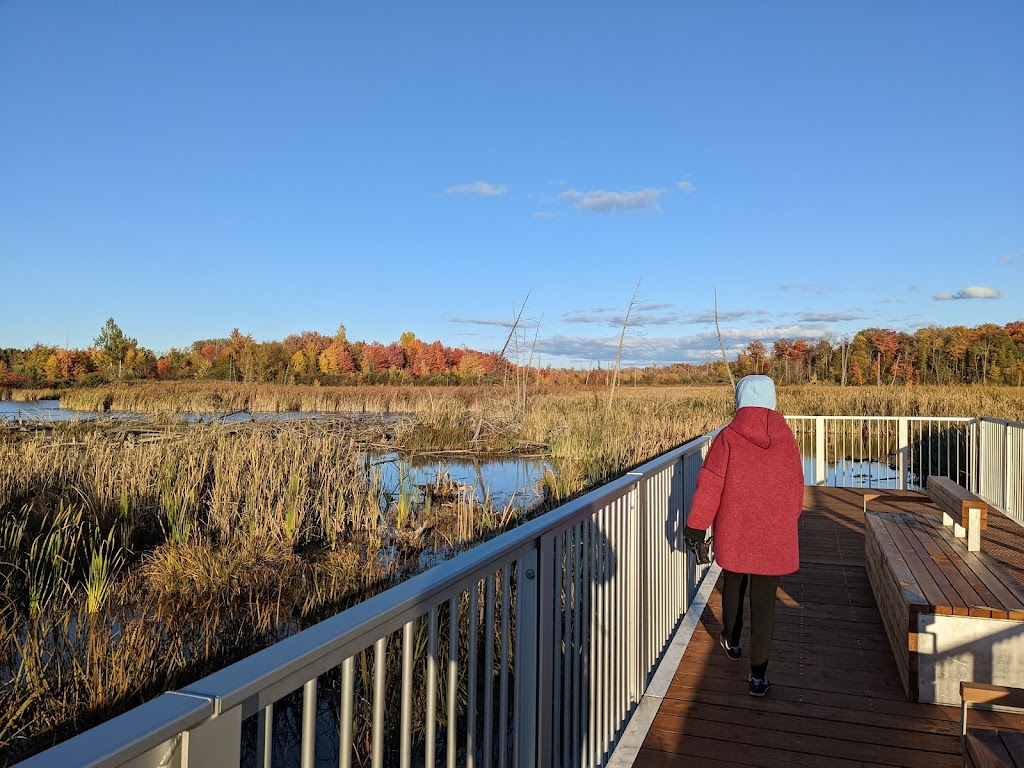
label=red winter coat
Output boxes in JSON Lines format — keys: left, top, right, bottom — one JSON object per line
{"left": 686, "top": 407, "right": 804, "bottom": 575}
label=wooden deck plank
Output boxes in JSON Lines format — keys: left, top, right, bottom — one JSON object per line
{"left": 639, "top": 486, "right": 1024, "bottom": 766}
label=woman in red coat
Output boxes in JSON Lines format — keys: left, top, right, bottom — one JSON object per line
{"left": 684, "top": 375, "right": 804, "bottom": 697}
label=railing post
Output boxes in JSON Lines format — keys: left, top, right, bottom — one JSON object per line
{"left": 632, "top": 475, "right": 647, "bottom": 701}
{"left": 815, "top": 417, "right": 826, "bottom": 486}
{"left": 1004, "top": 421, "right": 1011, "bottom": 512}
{"left": 517, "top": 545, "right": 542, "bottom": 768}
{"left": 898, "top": 417, "right": 909, "bottom": 490}
{"left": 183, "top": 704, "right": 242, "bottom": 768}
{"left": 626, "top": 472, "right": 648, "bottom": 687}
{"left": 976, "top": 418, "right": 985, "bottom": 498}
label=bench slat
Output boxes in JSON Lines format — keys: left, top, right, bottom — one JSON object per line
{"left": 865, "top": 515, "right": 925, "bottom": 606}
{"left": 925, "top": 524, "right": 1011, "bottom": 619}
{"left": 904, "top": 515, "right": 989, "bottom": 616}
{"left": 925, "top": 517, "right": 1024, "bottom": 620}
{"left": 881, "top": 514, "right": 955, "bottom": 614}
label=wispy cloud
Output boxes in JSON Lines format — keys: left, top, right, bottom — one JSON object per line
{"left": 445, "top": 181, "right": 508, "bottom": 196}
{"left": 1000, "top": 254, "right": 1015, "bottom": 264}
{"left": 933, "top": 286, "right": 1003, "bottom": 301}
{"left": 560, "top": 310, "right": 682, "bottom": 327}
{"left": 908, "top": 284, "right": 920, "bottom": 292}
{"left": 688, "top": 309, "right": 756, "bottom": 324}
{"left": 677, "top": 180, "right": 695, "bottom": 193}
{"left": 533, "top": 211, "right": 559, "bottom": 218}
{"left": 560, "top": 187, "right": 663, "bottom": 213}
{"left": 797, "top": 312, "right": 863, "bottom": 323}
{"left": 777, "top": 283, "right": 834, "bottom": 295}
{"left": 448, "top": 316, "right": 539, "bottom": 329}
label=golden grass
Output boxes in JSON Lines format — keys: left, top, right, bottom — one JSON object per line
{"left": 1, "top": 387, "right": 62, "bottom": 402}
{"left": 58, "top": 381, "right": 496, "bottom": 414}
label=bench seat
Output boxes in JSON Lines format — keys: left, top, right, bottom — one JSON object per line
{"left": 864, "top": 510, "right": 1024, "bottom": 705}
{"left": 962, "top": 682, "right": 1024, "bottom": 767}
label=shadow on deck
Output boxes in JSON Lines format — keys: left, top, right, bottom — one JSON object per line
{"left": 635, "top": 486, "right": 1024, "bottom": 767}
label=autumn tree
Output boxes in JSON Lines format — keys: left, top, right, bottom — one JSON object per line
{"left": 319, "top": 341, "right": 355, "bottom": 376}
{"left": 93, "top": 318, "right": 136, "bottom": 379}
{"left": 737, "top": 341, "right": 767, "bottom": 376}
{"left": 847, "top": 334, "right": 871, "bottom": 386}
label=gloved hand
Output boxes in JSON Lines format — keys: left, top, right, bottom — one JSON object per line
{"left": 683, "top": 526, "right": 713, "bottom": 565}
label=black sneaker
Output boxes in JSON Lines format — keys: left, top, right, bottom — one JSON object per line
{"left": 748, "top": 674, "right": 770, "bottom": 697}
{"left": 719, "top": 631, "right": 741, "bottom": 660}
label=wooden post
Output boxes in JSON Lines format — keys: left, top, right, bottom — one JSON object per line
{"left": 967, "top": 507, "right": 981, "bottom": 552}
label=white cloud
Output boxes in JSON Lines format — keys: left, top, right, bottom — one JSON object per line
{"left": 445, "top": 181, "right": 508, "bottom": 196}
{"left": 677, "top": 180, "right": 695, "bottom": 193}
{"left": 560, "top": 187, "right": 663, "bottom": 213}
{"left": 560, "top": 310, "right": 682, "bottom": 327}
{"left": 688, "top": 309, "right": 755, "bottom": 324}
{"left": 798, "top": 312, "right": 863, "bottom": 323}
{"left": 1000, "top": 254, "right": 1015, "bottom": 264}
{"left": 449, "top": 316, "right": 538, "bottom": 329}
{"left": 777, "top": 283, "right": 834, "bottom": 295}
{"left": 533, "top": 211, "right": 559, "bottom": 218}
{"left": 933, "top": 286, "right": 1003, "bottom": 301}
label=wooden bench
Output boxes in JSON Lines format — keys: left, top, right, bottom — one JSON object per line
{"left": 961, "top": 682, "right": 1024, "bottom": 766}
{"left": 927, "top": 475, "right": 989, "bottom": 552}
{"left": 864, "top": 507, "right": 1024, "bottom": 705}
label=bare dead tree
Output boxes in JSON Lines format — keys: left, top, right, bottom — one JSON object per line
{"left": 714, "top": 287, "right": 735, "bottom": 387}
{"left": 608, "top": 280, "right": 641, "bottom": 413}
{"left": 498, "top": 290, "right": 531, "bottom": 363}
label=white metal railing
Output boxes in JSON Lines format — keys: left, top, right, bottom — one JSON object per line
{"left": 785, "top": 416, "right": 978, "bottom": 492}
{"left": 978, "top": 417, "right": 1024, "bottom": 523}
{"left": 17, "top": 414, "right": 1023, "bottom": 767}
{"left": 785, "top": 415, "right": 1022, "bottom": 523}
{"left": 16, "top": 431, "right": 719, "bottom": 768}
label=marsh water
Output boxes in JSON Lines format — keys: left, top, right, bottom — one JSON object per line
{"left": 0, "top": 400, "right": 552, "bottom": 509}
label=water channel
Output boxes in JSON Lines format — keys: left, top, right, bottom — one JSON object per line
{"left": 0, "top": 400, "right": 552, "bottom": 509}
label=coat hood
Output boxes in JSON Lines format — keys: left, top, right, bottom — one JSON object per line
{"left": 735, "top": 375, "right": 777, "bottom": 410}
{"left": 728, "top": 406, "right": 788, "bottom": 450}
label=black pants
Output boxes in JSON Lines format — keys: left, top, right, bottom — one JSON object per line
{"left": 722, "top": 569, "right": 781, "bottom": 680}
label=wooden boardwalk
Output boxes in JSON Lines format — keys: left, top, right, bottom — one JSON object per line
{"left": 634, "top": 486, "right": 1024, "bottom": 767}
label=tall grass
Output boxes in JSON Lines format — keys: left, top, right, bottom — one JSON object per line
{"left": 0, "top": 419, "right": 526, "bottom": 762}
{"left": 0, "top": 388, "right": 62, "bottom": 402}
{"left": 58, "top": 381, "right": 496, "bottom": 415}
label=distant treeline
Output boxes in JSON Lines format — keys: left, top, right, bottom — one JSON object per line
{"left": 2, "top": 319, "right": 1023, "bottom": 389}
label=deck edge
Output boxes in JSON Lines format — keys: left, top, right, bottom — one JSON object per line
{"left": 606, "top": 561, "right": 723, "bottom": 768}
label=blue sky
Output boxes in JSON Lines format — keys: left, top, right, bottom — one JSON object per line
{"left": 1, "top": 2, "right": 1021, "bottom": 366}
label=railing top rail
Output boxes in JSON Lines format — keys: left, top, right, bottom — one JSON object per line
{"left": 980, "top": 416, "right": 1024, "bottom": 428}
{"left": 16, "top": 692, "right": 212, "bottom": 768}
